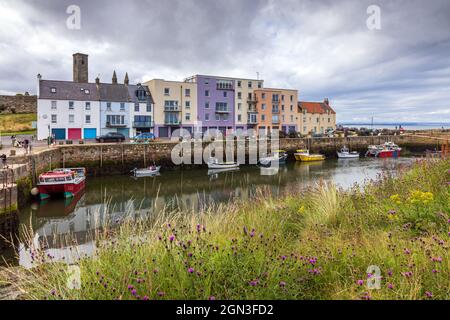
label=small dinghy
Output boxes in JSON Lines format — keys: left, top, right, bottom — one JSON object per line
{"left": 131, "top": 165, "right": 161, "bottom": 177}
{"left": 258, "top": 150, "right": 288, "bottom": 167}
{"left": 207, "top": 167, "right": 240, "bottom": 175}
{"left": 337, "top": 146, "right": 360, "bottom": 159}
{"left": 207, "top": 158, "right": 240, "bottom": 169}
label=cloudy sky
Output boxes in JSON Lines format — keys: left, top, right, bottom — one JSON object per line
{"left": 0, "top": 0, "right": 449, "bottom": 123}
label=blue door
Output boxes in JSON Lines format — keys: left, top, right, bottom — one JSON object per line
{"left": 52, "top": 128, "right": 66, "bottom": 140}
{"left": 83, "top": 128, "right": 97, "bottom": 139}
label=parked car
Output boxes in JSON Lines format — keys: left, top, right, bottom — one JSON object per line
{"left": 96, "top": 132, "right": 126, "bottom": 143}
{"left": 132, "top": 132, "right": 155, "bottom": 142}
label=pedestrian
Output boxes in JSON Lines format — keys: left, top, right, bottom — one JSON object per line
{"left": 24, "top": 138, "right": 29, "bottom": 154}
{"left": 1, "top": 154, "right": 6, "bottom": 168}
{"left": 11, "top": 135, "right": 16, "bottom": 147}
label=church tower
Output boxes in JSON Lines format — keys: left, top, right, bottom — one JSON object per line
{"left": 73, "top": 53, "right": 89, "bottom": 83}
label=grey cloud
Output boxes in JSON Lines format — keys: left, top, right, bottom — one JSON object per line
{"left": 0, "top": 0, "right": 449, "bottom": 122}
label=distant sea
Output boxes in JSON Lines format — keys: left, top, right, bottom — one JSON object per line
{"left": 339, "top": 123, "right": 450, "bottom": 130}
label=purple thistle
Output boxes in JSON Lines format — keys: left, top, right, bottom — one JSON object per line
{"left": 157, "top": 291, "right": 165, "bottom": 297}
{"left": 188, "top": 267, "right": 195, "bottom": 274}
{"left": 169, "top": 235, "right": 175, "bottom": 242}
{"left": 279, "top": 281, "right": 286, "bottom": 288}
{"left": 131, "top": 289, "right": 137, "bottom": 296}
{"left": 208, "top": 296, "right": 216, "bottom": 300}
{"left": 357, "top": 279, "right": 364, "bottom": 286}
{"left": 387, "top": 283, "right": 394, "bottom": 289}
{"left": 425, "top": 291, "right": 433, "bottom": 298}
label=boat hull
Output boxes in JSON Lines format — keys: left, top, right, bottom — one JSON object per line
{"left": 207, "top": 163, "right": 239, "bottom": 169}
{"left": 133, "top": 166, "right": 161, "bottom": 177}
{"left": 337, "top": 152, "right": 360, "bottom": 159}
{"left": 38, "top": 180, "right": 85, "bottom": 200}
{"left": 297, "top": 154, "right": 325, "bottom": 162}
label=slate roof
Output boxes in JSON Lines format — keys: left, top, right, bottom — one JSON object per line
{"left": 98, "top": 83, "right": 131, "bottom": 102}
{"left": 127, "top": 84, "right": 154, "bottom": 104}
{"left": 39, "top": 80, "right": 99, "bottom": 101}
{"left": 298, "top": 101, "right": 336, "bottom": 114}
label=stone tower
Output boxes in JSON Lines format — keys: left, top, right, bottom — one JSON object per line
{"left": 73, "top": 53, "right": 88, "bottom": 83}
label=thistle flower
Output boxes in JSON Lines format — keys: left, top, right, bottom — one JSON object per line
{"left": 425, "top": 291, "right": 433, "bottom": 298}
{"left": 169, "top": 235, "right": 175, "bottom": 242}
{"left": 387, "top": 283, "right": 394, "bottom": 289}
{"left": 188, "top": 267, "right": 195, "bottom": 274}
{"left": 357, "top": 279, "right": 364, "bottom": 286}
{"left": 208, "top": 296, "right": 216, "bottom": 300}
{"left": 279, "top": 281, "right": 286, "bottom": 287}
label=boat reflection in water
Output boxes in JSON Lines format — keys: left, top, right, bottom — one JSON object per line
{"left": 15, "top": 157, "right": 415, "bottom": 267}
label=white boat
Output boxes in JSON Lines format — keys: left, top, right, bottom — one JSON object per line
{"left": 337, "top": 146, "right": 360, "bottom": 159}
{"left": 131, "top": 166, "right": 161, "bottom": 177}
{"left": 207, "top": 158, "right": 240, "bottom": 169}
{"left": 258, "top": 150, "right": 288, "bottom": 167}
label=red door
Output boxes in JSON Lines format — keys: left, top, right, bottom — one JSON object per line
{"left": 68, "top": 128, "right": 82, "bottom": 140}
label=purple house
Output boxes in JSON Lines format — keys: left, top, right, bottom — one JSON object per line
{"left": 190, "top": 75, "right": 235, "bottom": 135}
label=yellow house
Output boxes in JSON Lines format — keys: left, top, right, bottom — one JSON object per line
{"left": 298, "top": 99, "right": 336, "bottom": 135}
{"left": 144, "top": 79, "right": 197, "bottom": 138}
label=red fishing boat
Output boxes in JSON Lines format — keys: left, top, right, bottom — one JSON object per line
{"left": 37, "top": 168, "right": 86, "bottom": 200}
{"left": 366, "top": 142, "right": 402, "bottom": 158}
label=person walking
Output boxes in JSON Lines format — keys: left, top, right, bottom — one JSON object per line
{"left": 11, "top": 135, "right": 16, "bottom": 147}
{"left": 1, "top": 154, "right": 6, "bottom": 168}
{"left": 23, "top": 138, "right": 29, "bottom": 155}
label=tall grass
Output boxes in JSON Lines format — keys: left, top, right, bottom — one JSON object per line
{"left": 1, "top": 158, "right": 449, "bottom": 300}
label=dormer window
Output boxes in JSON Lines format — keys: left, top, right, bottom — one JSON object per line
{"left": 51, "top": 87, "right": 56, "bottom": 93}
{"left": 136, "top": 89, "right": 146, "bottom": 101}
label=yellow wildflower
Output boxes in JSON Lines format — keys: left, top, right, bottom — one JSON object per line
{"left": 298, "top": 206, "right": 306, "bottom": 214}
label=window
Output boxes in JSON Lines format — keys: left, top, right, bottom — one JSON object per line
{"left": 258, "top": 82, "right": 262, "bottom": 89}
{"left": 106, "top": 115, "right": 125, "bottom": 125}
{"left": 164, "top": 100, "right": 179, "bottom": 110}
{"left": 51, "top": 114, "right": 57, "bottom": 123}
{"left": 272, "top": 94, "right": 279, "bottom": 102}
{"left": 290, "top": 105, "right": 293, "bottom": 111}
{"left": 205, "top": 79, "right": 209, "bottom": 85}
{"left": 281, "top": 105, "right": 285, "bottom": 111}
{"left": 164, "top": 88, "right": 170, "bottom": 95}
{"left": 262, "top": 93, "right": 266, "bottom": 99}
{"left": 205, "top": 90, "right": 210, "bottom": 97}
{"left": 238, "top": 92, "right": 242, "bottom": 99}
{"left": 215, "top": 114, "right": 220, "bottom": 121}
{"left": 69, "top": 114, "right": 74, "bottom": 123}
{"left": 205, "top": 114, "right": 210, "bottom": 121}
{"left": 282, "top": 115, "right": 285, "bottom": 121}
{"left": 107, "top": 102, "right": 112, "bottom": 111}
{"left": 85, "top": 102, "right": 91, "bottom": 110}
{"left": 261, "top": 104, "right": 266, "bottom": 110}
{"left": 185, "top": 89, "right": 190, "bottom": 97}
{"left": 237, "top": 80, "right": 242, "bottom": 88}
{"left": 135, "top": 103, "right": 139, "bottom": 112}
{"left": 290, "top": 95, "right": 293, "bottom": 102}
{"left": 120, "top": 103, "right": 125, "bottom": 111}
{"left": 147, "top": 104, "right": 152, "bottom": 112}
{"left": 137, "top": 89, "right": 146, "bottom": 100}
{"left": 248, "top": 81, "right": 252, "bottom": 88}
{"left": 238, "top": 114, "right": 242, "bottom": 122}
{"left": 186, "top": 113, "right": 191, "bottom": 121}
{"left": 51, "top": 101, "right": 57, "bottom": 110}
{"left": 282, "top": 95, "right": 285, "bottom": 101}
{"left": 205, "top": 102, "right": 210, "bottom": 109}
{"left": 185, "top": 101, "right": 191, "bottom": 108}
{"left": 215, "top": 102, "right": 228, "bottom": 112}
{"left": 317, "top": 118, "right": 320, "bottom": 123}
{"left": 217, "top": 80, "right": 233, "bottom": 90}
{"left": 69, "top": 101, "right": 74, "bottom": 110}
{"left": 85, "top": 115, "right": 91, "bottom": 124}
{"left": 238, "top": 103, "right": 242, "bottom": 111}
{"left": 51, "top": 87, "right": 56, "bottom": 93}
{"left": 261, "top": 115, "right": 265, "bottom": 121}
{"left": 290, "top": 115, "right": 294, "bottom": 122}
{"left": 328, "top": 118, "right": 331, "bottom": 123}
{"left": 223, "top": 91, "right": 227, "bottom": 98}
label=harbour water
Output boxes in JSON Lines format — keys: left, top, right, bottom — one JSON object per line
{"left": 339, "top": 123, "right": 450, "bottom": 130}
{"left": 3, "top": 157, "right": 416, "bottom": 267}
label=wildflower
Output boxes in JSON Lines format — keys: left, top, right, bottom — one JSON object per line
{"left": 169, "top": 235, "right": 175, "bottom": 242}
{"left": 127, "top": 285, "right": 134, "bottom": 290}
{"left": 425, "top": 291, "right": 433, "bottom": 298}
{"left": 404, "top": 248, "right": 411, "bottom": 255}
{"left": 361, "top": 292, "right": 371, "bottom": 300}
{"left": 431, "top": 256, "right": 442, "bottom": 263}
{"left": 208, "top": 296, "right": 216, "bottom": 300}
{"left": 432, "top": 269, "right": 439, "bottom": 274}
{"left": 153, "top": 268, "right": 158, "bottom": 274}
{"left": 309, "top": 257, "right": 317, "bottom": 265}
{"left": 249, "top": 280, "right": 258, "bottom": 287}
{"left": 196, "top": 224, "right": 201, "bottom": 232}
{"left": 187, "top": 253, "right": 193, "bottom": 258}
{"left": 387, "top": 270, "right": 393, "bottom": 277}
{"left": 279, "top": 281, "right": 286, "bottom": 288}
{"left": 142, "top": 296, "right": 149, "bottom": 301}
{"left": 50, "top": 289, "right": 56, "bottom": 296}
{"left": 387, "top": 283, "right": 394, "bottom": 290}
{"left": 157, "top": 291, "right": 165, "bottom": 297}
{"left": 131, "top": 289, "right": 137, "bottom": 296}
{"left": 281, "top": 255, "right": 287, "bottom": 261}
{"left": 298, "top": 206, "right": 306, "bottom": 214}
{"left": 357, "top": 280, "right": 364, "bottom": 286}
{"left": 188, "top": 267, "right": 195, "bottom": 274}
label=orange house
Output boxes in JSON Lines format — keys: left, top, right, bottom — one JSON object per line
{"left": 254, "top": 89, "right": 282, "bottom": 134}
{"left": 254, "top": 88, "right": 298, "bottom": 135}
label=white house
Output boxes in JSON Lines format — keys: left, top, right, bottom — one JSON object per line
{"left": 37, "top": 76, "right": 101, "bottom": 140}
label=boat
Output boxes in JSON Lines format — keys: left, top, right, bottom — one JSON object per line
{"left": 207, "top": 158, "right": 240, "bottom": 169}
{"left": 258, "top": 150, "right": 288, "bottom": 167}
{"left": 131, "top": 165, "right": 161, "bottom": 177}
{"left": 337, "top": 146, "right": 360, "bottom": 159}
{"left": 294, "top": 149, "right": 325, "bottom": 162}
{"left": 37, "top": 168, "right": 86, "bottom": 200}
{"left": 366, "top": 142, "right": 401, "bottom": 158}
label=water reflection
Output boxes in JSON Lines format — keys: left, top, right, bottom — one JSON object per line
{"left": 13, "top": 158, "right": 415, "bottom": 267}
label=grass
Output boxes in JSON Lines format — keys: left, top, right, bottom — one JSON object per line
{"left": 0, "top": 113, "right": 36, "bottom": 135}
{"left": 1, "top": 158, "right": 449, "bottom": 300}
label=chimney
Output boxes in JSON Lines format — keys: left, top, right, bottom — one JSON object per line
{"left": 37, "top": 73, "right": 42, "bottom": 97}
{"left": 95, "top": 76, "right": 100, "bottom": 85}
{"left": 124, "top": 72, "right": 129, "bottom": 85}
{"left": 112, "top": 71, "right": 118, "bottom": 84}
{"left": 324, "top": 98, "right": 329, "bottom": 106}
{"left": 73, "top": 53, "right": 89, "bottom": 83}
